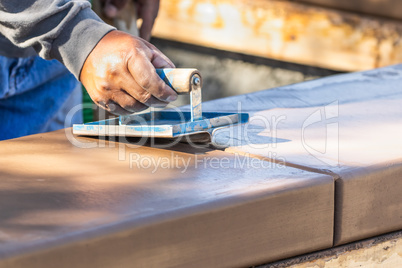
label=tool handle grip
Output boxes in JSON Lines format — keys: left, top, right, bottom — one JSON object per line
{"left": 156, "top": 68, "right": 202, "bottom": 94}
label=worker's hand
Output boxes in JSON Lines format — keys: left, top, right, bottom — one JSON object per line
{"left": 135, "top": 0, "right": 160, "bottom": 41}
{"left": 102, "top": 0, "right": 160, "bottom": 41}
{"left": 102, "top": 0, "right": 128, "bottom": 18}
{"left": 80, "top": 30, "right": 177, "bottom": 115}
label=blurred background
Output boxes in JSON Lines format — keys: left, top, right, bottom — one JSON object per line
{"left": 88, "top": 0, "right": 402, "bottom": 121}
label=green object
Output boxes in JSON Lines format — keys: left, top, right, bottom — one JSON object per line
{"left": 82, "top": 85, "right": 94, "bottom": 123}
{"left": 82, "top": 0, "right": 93, "bottom": 123}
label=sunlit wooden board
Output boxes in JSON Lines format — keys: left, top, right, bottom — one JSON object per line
{"left": 153, "top": 0, "right": 402, "bottom": 71}
{"left": 296, "top": 0, "right": 402, "bottom": 20}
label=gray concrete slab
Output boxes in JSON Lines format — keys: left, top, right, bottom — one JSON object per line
{"left": 334, "top": 162, "right": 402, "bottom": 245}
{"left": 209, "top": 64, "right": 402, "bottom": 245}
{"left": 0, "top": 131, "right": 334, "bottom": 268}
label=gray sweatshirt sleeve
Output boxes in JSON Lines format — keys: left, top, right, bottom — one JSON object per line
{"left": 0, "top": 0, "right": 116, "bottom": 79}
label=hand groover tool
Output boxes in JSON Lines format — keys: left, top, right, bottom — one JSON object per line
{"left": 73, "top": 68, "right": 249, "bottom": 143}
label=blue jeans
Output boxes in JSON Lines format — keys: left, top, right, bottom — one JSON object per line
{"left": 0, "top": 55, "right": 83, "bottom": 140}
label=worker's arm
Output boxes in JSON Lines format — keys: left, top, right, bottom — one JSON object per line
{"left": 0, "top": 0, "right": 177, "bottom": 115}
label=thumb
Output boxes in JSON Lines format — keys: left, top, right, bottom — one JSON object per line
{"left": 138, "top": 0, "right": 159, "bottom": 41}
{"left": 139, "top": 13, "right": 154, "bottom": 41}
{"left": 143, "top": 41, "right": 175, "bottom": 69}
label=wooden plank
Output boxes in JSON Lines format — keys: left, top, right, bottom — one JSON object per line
{"left": 152, "top": 0, "right": 402, "bottom": 71}
{"left": 295, "top": 0, "right": 402, "bottom": 20}
{"left": 207, "top": 64, "right": 402, "bottom": 245}
{"left": 0, "top": 131, "right": 334, "bottom": 267}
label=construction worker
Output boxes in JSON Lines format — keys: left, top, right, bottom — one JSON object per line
{"left": 0, "top": 0, "right": 176, "bottom": 140}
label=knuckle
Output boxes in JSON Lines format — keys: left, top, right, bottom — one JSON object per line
{"left": 95, "top": 100, "right": 108, "bottom": 111}
{"left": 120, "top": 99, "right": 136, "bottom": 111}
{"left": 92, "top": 95, "right": 104, "bottom": 106}
{"left": 131, "top": 46, "right": 141, "bottom": 57}
{"left": 156, "top": 82, "right": 167, "bottom": 98}
{"left": 108, "top": 69, "right": 119, "bottom": 79}
{"left": 98, "top": 82, "right": 112, "bottom": 92}
{"left": 93, "top": 92, "right": 110, "bottom": 104}
{"left": 93, "top": 95, "right": 112, "bottom": 110}
{"left": 137, "top": 91, "right": 152, "bottom": 104}
{"left": 139, "top": 78, "right": 152, "bottom": 91}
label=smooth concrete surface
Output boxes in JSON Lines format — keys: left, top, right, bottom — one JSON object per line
{"left": 334, "top": 162, "right": 402, "bottom": 245}
{"left": 0, "top": 131, "right": 334, "bottom": 268}
{"left": 207, "top": 64, "right": 402, "bottom": 245}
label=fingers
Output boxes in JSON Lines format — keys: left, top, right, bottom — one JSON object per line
{"left": 128, "top": 48, "right": 178, "bottom": 102}
{"left": 104, "top": 101, "right": 132, "bottom": 115}
{"left": 103, "top": 0, "right": 129, "bottom": 18}
{"left": 95, "top": 92, "right": 149, "bottom": 115}
{"left": 103, "top": 0, "right": 118, "bottom": 18}
{"left": 92, "top": 73, "right": 169, "bottom": 115}
{"left": 96, "top": 89, "right": 168, "bottom": 116}
{"left": 139, "top": 17, "right": 153, "bottom": 42}
{"left": 115, "top": 71, "right": 170, "bottom": 108}
{"left": 137, "top": 0, "right": 160, "bottom": 41}
{"left": 143, "top": 41, "right": 175, "bottom": 68}
{"left": 110, "top": 91, "right": 149, "bottom": 114}
{"left": 96, "top": 99, "right": 131, "bottom": 115}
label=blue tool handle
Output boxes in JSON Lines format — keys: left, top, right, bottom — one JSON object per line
{"left": 156, "top": 68, "right": 201, "bottom": 94}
